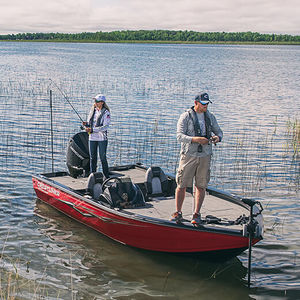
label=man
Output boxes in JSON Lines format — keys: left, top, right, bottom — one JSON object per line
{"left": 171, "top": 92, "right": 223, "bottom": 225}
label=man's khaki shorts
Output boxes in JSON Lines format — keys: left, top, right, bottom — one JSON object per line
{"left": 176, "top": 154, "right": 211, "bottom": 189}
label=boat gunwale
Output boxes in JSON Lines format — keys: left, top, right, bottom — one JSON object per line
{"left": 32, "top": 170, "right": 259, "bottom": 238}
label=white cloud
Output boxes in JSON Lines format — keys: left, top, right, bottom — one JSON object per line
{"left": 0, "top": 0, "right": 92, "bottom": 33}
{"left": 0, "top": 0, "right": 299, "bottom": 34}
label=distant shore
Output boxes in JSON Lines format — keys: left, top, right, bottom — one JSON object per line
{"left": 1, "top": 30, "right": 299, "bottom": 45}
{"left": 1, "top": 39, "right": 299, "bottom": 45}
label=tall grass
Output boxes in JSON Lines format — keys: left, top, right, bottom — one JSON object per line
{"left": 0, "top": 231, "right": 41, "bottom": 299}
{"left": 209, "top": 118, "right": 300, "bottom": 196}
{"left": 0, "top": 237, "right": 74, "bottom": 299}
{"left": 285, "top": 118, "right": 300, "bottom": 158}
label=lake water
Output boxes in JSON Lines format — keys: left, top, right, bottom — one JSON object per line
{"left": 0, "top": 42, "right": 299, "bottom": 299}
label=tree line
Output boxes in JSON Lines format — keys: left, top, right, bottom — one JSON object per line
{"left": 0, "top": 30, "right": 299, "bottom": 43}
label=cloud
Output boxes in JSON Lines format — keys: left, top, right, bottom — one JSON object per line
{"left": 88, "top": 0, "right": 300, "bottom": 34}
{"left": 0, "top": 0, "right": 299, "bottom": 34}
{"left": 0, "top": 0, "right": 92, "bottom": 33}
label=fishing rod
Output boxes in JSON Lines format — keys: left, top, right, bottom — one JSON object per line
{"left": 50, "top": 90, "right": 54, "bottom": 173}
{"left": 49, "top": 78, "right": 85, "bottom": 123}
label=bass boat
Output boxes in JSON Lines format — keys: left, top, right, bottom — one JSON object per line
{"left": 32, "top": 132, "right": 263, "bottom": 258}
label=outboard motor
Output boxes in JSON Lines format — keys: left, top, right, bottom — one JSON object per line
{"left": 66, "top": 132, "right": 90, "bottom": 178}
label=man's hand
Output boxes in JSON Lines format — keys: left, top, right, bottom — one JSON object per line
{"left": 210, "top": 136, "right": 220, "bottom": 144}
{"left": 192, "top": 136, "right": 209, "bottom": 145}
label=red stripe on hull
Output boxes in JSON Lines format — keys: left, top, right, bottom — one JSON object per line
{"left": 32, "top": 177, "right": 257, "bottom": 254}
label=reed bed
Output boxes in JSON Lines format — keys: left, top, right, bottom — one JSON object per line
{"left": 210, "top": 120, "right": 299, "bottom": 196}
{"left": 0, "top": 232, "right": 46, "bottom": 300}
{"left": 0, "top": 78, "right": 298, "bottom": 190}
{"left": 0, "top": 244, "right": 73, "bottom": 299}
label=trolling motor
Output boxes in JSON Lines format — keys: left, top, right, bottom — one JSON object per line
{"left": 242, "top": 198, "right": 264, "bottom": 287}
{"left": 242, "top": 198, "right": 264, "bottom": 238}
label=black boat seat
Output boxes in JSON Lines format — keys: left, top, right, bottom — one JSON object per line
{"left": 86, "top": 172, "right": 104, "bottom": 200}
{"left": 145, "top": 166, "right": 168, "bottom": 197}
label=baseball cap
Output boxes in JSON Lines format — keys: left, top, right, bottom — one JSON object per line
{"left": 93, "top": 94, "right": 106, "bottom": 102}
{"left": 195, "top": 92, "right": 212, "bottom": 105}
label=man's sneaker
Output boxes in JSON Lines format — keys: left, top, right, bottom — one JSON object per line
{"left": 191, "top": 213, "right": 202, "bottom": 225}
{"left": 170, "top": 211, "right": 183, "bottom": 223}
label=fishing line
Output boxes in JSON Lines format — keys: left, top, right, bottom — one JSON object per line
{"left": 48, "top": 78, "right": 85, "bottom": 123}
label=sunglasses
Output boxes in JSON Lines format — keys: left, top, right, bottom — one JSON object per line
{"left": 198, "top": 101, "right": 209, "bottom": 106}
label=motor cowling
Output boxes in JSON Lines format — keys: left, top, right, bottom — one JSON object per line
{"left": 66, "top": 132, "right": 90, "bottom": 178}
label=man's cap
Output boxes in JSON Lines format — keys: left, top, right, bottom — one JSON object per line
{"left": 195, "top": 92, "right": 212, "bottom": 105}
{"left": 93, "top": 94, "right": 106, "bottom": 102}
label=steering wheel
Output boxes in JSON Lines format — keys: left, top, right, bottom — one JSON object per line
{"left": 101, "top": 177, "right": 125, "bottom": 207}
{"left": 101, "top": 176, "right": 123, "bottom": 190}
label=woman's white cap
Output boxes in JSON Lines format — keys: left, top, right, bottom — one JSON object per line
{"left": 93, "top": 94, "right": 106, "bottom": 102}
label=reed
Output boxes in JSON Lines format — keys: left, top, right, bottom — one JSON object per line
{"left": 285, "top": 118, "right": 300, "bottom": 158}
{"left": 0, "top": 268, "right": 17, "bottom": 300}
{"left": 0, "top": 241, "right": 72, "bottom": 299}
{"left": 1, "top": 233, "right": 36, "bottom": 299}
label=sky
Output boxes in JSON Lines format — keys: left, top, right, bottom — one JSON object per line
{"left": 0, "top": 0, "right": 299, "bottom": 35}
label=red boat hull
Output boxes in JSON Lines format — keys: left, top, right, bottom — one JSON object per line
{"left": 32, "top": 176, "right": 258, "bottom": 255}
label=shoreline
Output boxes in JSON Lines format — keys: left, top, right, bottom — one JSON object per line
{"left": 0, "top": 39, "right": 299, "bottom": 45}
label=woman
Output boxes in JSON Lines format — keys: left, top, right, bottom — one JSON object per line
{"left": 83, "top": 94, "right": 111, "bottom": 178}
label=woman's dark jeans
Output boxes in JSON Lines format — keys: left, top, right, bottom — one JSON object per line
{"left": 89, "top": 140, "right": 109, "bottom": 178}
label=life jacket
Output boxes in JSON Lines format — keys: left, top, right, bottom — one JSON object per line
{"left": 88, "top": 107, "right": 108, "bottom": 128}
{"left": 188, "top": 106, "right": 212, "bottom": 139}
{"left": 87, "top": 107, "right": 109, "bottom": 137}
